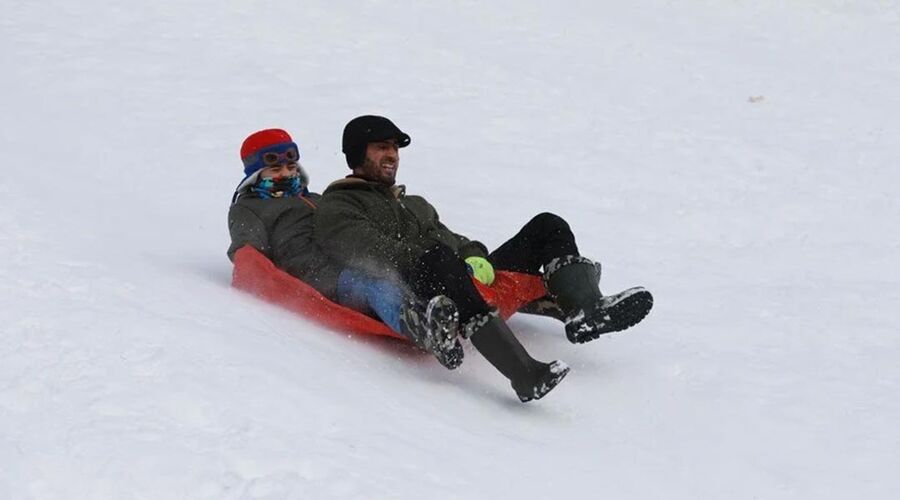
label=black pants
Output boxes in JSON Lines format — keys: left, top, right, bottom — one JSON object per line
{"left": 489, "top": 212, "right": 580, "bottom": 274}
{"left": 406, "top": 212, "right": 579, "bottom": 323}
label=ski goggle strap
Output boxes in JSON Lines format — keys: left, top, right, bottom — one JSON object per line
{"left": 242, "top": 142, "right": 300, "bottom": 176}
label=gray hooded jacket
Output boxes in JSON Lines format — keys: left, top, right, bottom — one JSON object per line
{"left": 227, "top": 168, "right": 341, "bottom": 299}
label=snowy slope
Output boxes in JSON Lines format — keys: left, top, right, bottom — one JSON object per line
{"left": 2, "top": 1, "right": 899, "bottom": 498}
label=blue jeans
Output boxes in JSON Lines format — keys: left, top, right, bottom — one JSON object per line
{"left": 335, "top": 269, "right": 404, "bottom": 333}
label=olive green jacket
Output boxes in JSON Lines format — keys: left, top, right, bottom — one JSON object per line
{"left": 313, "top": 177, "right": 488, "bottom": 280}
{"left": 228, "top": 191, "right": 341, "bottom": 299}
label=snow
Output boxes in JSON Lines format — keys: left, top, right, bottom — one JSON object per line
{"left": 2, "top": 0, "right": 900, "bottom": 498}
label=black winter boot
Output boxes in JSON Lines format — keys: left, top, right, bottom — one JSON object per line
{"left": 519, "top": 260, "right": 603, "bottom": 321}
{"left": 400, "top": 295, "right": 464, "bottom": 370}
{"left": 544, "top": 255, "right": 653, "bottom": 344}
{"left": 465, "top": 311, "right": 570, "bottom": 402}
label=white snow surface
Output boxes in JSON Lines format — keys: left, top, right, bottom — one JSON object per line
{"left": 2, "top": 1, "right": 900, "bottom": 498}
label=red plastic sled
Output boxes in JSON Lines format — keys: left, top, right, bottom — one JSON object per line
{"left": 231, "top": 246, "right": 547, "bottom": 340}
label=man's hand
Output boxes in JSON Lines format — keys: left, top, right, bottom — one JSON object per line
{"left": 465, "top": 256, "right": 495, "bottom": 286}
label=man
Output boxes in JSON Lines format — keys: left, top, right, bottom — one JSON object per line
{"left": 314, "top": 116, "right": 653, "bottom": 403}
{"left": 227, "top": 128, "right": 462, "bottom": 368}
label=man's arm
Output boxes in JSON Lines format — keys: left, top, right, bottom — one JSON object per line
{"left": 432, "top": 217, "right": 489, "bottom": 260}
{"left": 409, "top": 196, "right": 489, "bottom": 259}
{"left": 315, "top": 192, "right": 426, "bottom": 279}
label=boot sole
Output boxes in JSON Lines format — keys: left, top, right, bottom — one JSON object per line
{"left": 567, "top": 289, "right": 653, "bottom": 344}
{"left": 425, "top": 296, "right": 464, "bottom": 370}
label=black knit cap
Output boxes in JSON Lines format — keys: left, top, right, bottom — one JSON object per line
{"left": 342, "top": 115, "right": 411, "bottom": 168}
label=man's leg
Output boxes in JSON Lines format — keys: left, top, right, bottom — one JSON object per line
{"left": 488, "top": 212, "right": 591, "bottom": 321}
{"left": 490, "top": 212, "right": 653, "bottom": 343}
{"left": 335, "top": 269, "right": 404, "bottom": 332}
{"left": 488, "top": 212, "right": 579, "bottom": 274}
{"left": 407, "top": 244, "right": 569, "bottom": 402}
{"left": 336, "top": 268, "right": 463, "bottom": 369}
{"left": 407, "top": 244, "right": 493, "bottom": 324}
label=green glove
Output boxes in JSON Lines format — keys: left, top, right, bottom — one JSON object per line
{"left": 465, "top": 256, "right": 495, "bottom": 286}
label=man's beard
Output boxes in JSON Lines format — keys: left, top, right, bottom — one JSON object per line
{"left": 361, "top": 157, "right": 397, "bottom": 186}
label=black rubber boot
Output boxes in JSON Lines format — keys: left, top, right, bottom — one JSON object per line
{"left": 519, "top": 260, "right": 602, "bottom": 321}
{"left": 400, "top": 295, "right": 464, "bottom": 369}
{"left": 465, "top": 311, "right": 569, "bottom": 402}
{"left": 544, "top": 256, "right": 653, "bottom": 344}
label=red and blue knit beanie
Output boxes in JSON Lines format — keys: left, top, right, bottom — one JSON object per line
{"left": 240, "top": 128, "right": 299, "bottom": 176}
{"left": 232, "top": 128, "right": 310, "bottom": 204}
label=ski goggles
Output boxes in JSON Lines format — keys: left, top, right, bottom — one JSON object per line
{"left": 243, "top": 142, "right": 300, "bottom": 175}
{"left": 262, "top": 148, "right": 299, "bottom": 166}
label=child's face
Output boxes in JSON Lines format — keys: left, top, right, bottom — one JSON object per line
{"left": 259, "top": 163, "right": 300, "bottom": 179}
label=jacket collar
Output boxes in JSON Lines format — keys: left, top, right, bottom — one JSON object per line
{"left": 325, "top": 176, "right": 405, "bottom": 198}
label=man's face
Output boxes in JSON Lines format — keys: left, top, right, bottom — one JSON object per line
{"left": 356, "top": 139, "right": 400, "bottom": 186}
